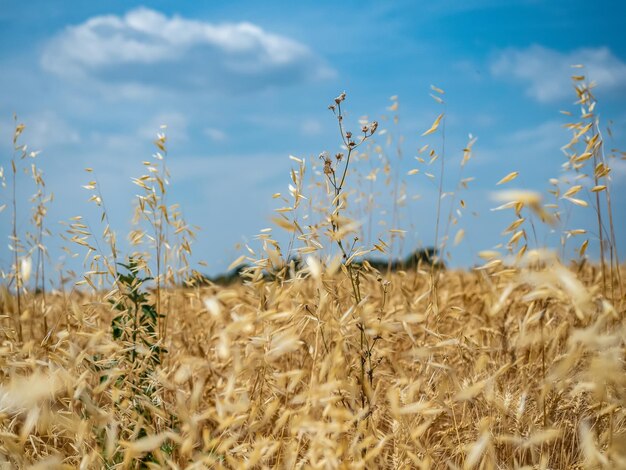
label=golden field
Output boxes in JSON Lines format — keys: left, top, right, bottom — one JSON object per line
{"left": 1, "top": 262, "right": 625, "bottom": 468}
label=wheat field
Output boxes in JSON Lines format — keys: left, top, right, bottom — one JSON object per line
{"left": 0, "top": 77, "right": 624, "bottom": 469}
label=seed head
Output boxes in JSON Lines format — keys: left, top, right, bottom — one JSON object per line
{"left": 334, "top": 91, "right": 346, "bottom": 104}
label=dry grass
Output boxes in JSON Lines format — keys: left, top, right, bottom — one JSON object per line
{"left": 0, "top": 73, "right": 624, "bottom": 469}
{"left": 0, "top": 262, "right": 624, "bottom": 468}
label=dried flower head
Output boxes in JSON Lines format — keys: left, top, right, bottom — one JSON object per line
{"left": 334, "top": 91, "right": 346, "bottom": 104}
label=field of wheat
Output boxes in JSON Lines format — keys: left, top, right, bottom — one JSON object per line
{"left": 0, "top": 76, "right": 624, "bottom": 469}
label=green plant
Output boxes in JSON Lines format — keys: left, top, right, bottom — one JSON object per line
{"left": 111, "top": 257, "right": 163, "bottom": 371}
{"left": 109, "top": 257, "right": 166, "bottom": 467}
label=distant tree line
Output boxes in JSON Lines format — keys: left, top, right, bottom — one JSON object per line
{"left": 196, "top": 248, "right": 442, "bottom": 286}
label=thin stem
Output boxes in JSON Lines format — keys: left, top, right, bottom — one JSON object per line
{"left": 591, "top": 150, "right": 607, "bottom": 296}
{"left": 595, "top": 122, "right": 622, "bottom": 303}
{"left": 11, "top": 159, "right": 23, "bottom": 342}
{"left": 429, "top": 107, "right": 447, "bottom": 321}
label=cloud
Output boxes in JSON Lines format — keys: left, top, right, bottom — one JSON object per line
{"left": 138, "top": 112, "right": 188, "bottom": 144}
{"left": 490, "top": 45, "right": 626, "bottom": 102}
{"left": 41, "top": 7, "right": 334, "bottom": 93}
{"left": 204, "top": 128, "right": 228, "bottom": 142}
{"left": 0, "top": 111, "right": 81, "bottom": 150}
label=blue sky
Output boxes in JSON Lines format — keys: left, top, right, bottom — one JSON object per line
{"left": 1, "top": 0, "right": 625, "bottom": 275}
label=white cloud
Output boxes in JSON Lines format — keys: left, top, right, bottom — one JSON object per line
{"left": 491, "top": 45, "right": 626, "bottom": 102}
{"left": 41, "top": 7, "right": 334, "bottom": 93}
{"left": 1, "top": 111, "right": 81, "bottom": 150}
{"left": 204, "top": 127, "right": 228, "bottom": 142}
